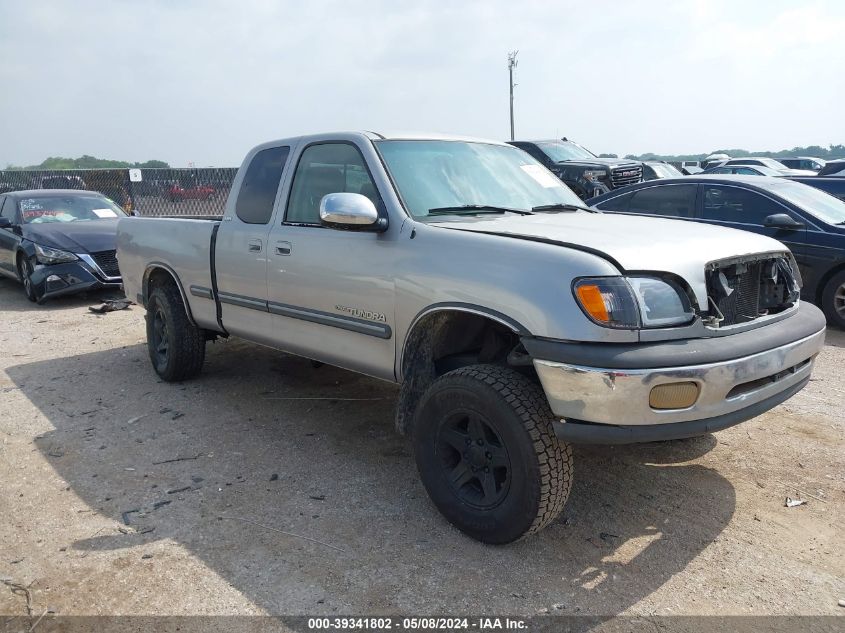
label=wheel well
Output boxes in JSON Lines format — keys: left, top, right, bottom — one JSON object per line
{"left": 143, "top": 266, "right": 195, "bottom": 325}
{"left": 394, "top": 310, "right": 531, "bottom": 435}
{"left": 815, "top": 262, "right": 845, "bottom": 304}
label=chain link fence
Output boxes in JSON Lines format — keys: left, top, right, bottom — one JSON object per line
{"left": 0, "top": 167, "right": 238, "bottom": 217}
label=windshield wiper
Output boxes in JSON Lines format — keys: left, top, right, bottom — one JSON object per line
{"left": 531, "top": 203, "right": 597, "bottom": 213}
{"left": 427, "top": 205, "right": 534, "bottom": 216}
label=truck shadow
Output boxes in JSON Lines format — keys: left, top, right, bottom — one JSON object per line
{"left": 8, "top": 338, "right": 734, "bottom": 615}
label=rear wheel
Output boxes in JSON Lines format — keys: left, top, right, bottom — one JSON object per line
{"left": 412, "top": 364, "right": 573, "bottom": 544}
{"left": 821, "top": 270, "right": 845, "bottom": 329}
{"left": 17, "top": 255, "right": 37, "bottom": 302}
{"left": 146, "top": 283, "right": 206, "bottom": 381}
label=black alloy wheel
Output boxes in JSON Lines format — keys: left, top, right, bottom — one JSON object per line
{"left": 436, "top": 410, "right": 511, "bottom": 509}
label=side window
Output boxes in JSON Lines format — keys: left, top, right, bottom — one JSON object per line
{"left": 235, "top": 146, "right": 290, "bottom": 224}
{"left": 285, "top": 143, "right": 380, "bottom": 225}
{"left": 735, "top": 167, "right": 757, "bottom": 175}
{"left": 523, "top": 144, "right": 550, "bottom": 165}
{"left": 0, "top": 197, "right": 15, "bottom": 221}
{"left": 595, "top": 191, "right": 632, "bottom": 212}
{"left": 627, "top": 184, "right": 697, "bottom": 218}
{"left": 701, "top": 186, "right": 786, "bottom": 224}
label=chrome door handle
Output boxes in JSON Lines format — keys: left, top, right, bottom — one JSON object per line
{"left": 248, "top": 239, "right": 262, "bottom": 253}
{"left": 276, "top": 241, "right": 292, "bottom": 256}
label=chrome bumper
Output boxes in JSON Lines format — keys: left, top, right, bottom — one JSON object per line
{"left": 533, "top": 328, "right": 825, "bottom": 427}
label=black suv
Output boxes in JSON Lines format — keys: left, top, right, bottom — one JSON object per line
{"left": 508, "top": 138, "right": 642, "bottom": 200}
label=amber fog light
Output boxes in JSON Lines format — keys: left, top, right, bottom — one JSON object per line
{"left": 649, "top": 382, "right": 700, "bottom": 410}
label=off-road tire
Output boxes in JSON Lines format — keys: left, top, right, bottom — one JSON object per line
{"left": 412, "top": 364, "right": 573, "bottom": 544}
{"left": 17, "top": 254, "right": 38, "bottom": 302}
{"left": 146, "top": 283, "right": 206, "bottom": 381}
{"left": 821, "top": 270, "right": 845, "bottom": 329}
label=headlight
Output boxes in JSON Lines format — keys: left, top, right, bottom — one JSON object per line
{"left": 573, "top": 277, "right": 640, "bottom": 328}
{"left": 574, "top": 276, "right": 694, "bottom": 329}
{"left": 34, "top": 243, "right": 78, "bottom": 264}
{"left": 583, "top": 170, "right": 608, "bottom": 182}
{"left": 627, "top": 277, "right": 695, "bottom": 327}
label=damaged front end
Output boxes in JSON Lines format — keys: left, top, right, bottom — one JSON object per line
{"left": 703, "top": 252, "right": 801, "bottom": 327}
{"left": 29, "top": 259, "right": 122, "bottom": 303}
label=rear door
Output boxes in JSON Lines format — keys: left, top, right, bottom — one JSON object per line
{"left": 214, "top": 145, "right": 291, "bottom": 345}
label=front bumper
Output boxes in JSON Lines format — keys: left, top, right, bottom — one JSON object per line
{"left": 30, "top": 260, "right": 122, "bottom": 302}
{"left": 528, "top": 303, "right": 826, "bottom": 444}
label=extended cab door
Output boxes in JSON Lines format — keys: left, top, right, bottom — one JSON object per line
{"left": 265, "top": 140, "right": 397, "bottom": 380}
{"left": 214, "top": 145, "right": 291, "bottom": 345}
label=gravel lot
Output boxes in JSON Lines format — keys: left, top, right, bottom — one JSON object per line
{"left": 1, "top": 277, "right": 843, "bottom": 620}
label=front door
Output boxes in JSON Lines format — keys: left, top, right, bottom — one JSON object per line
{"left": 0, "top": 197, "right": 22, "bottom": 277}
{"left": 698, "top": 184, "right": 807, "bottom": 268}
{"left": 266, "top": 141, "right": 397, "bottom": 380}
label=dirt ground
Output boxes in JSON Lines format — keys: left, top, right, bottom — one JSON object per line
{"left": 1, "top": 277, "right": 843, "bottom": 620}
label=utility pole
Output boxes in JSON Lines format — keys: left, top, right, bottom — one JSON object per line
{"left": 507, "top": 50, "right": 518, "bottom": 141}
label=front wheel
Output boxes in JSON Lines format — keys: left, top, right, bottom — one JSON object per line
{"left": 412, "top": 364, "right": 573, "bottom": 544}
{"left": 18, "top": 255, "right": 38, "bottom": 302}
{"left": 821, "top": 270, "right": 845, "bottom": 329}
{"left": 146, "top": 283, "right": 206, "bottom": 381}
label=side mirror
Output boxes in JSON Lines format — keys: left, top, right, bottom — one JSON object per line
{"left": 0, "top": 217, "right": 10, "bottom": 229}
{"left": 319, "top": 192, "right": 387, "bottom": 231}
{"left": 764, "top": 213, "right": 804, "bottom": 230}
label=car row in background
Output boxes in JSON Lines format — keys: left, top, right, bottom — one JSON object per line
{"left": 721, "top": 157, "right": 815, "bottom": 176}
{"left": 699, "top": 164, "right": 845, "bottom": 202}
{"left": 590, "top": 175, "right": 845, "bottom": 327}
{"left": 0, "top": 189, "right": 125, "bottom": 302}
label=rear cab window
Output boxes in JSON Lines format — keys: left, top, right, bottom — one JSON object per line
{"left": 235, "top": 146, "right": 290, "bottom": 224}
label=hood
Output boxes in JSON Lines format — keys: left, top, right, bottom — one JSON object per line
{"left": 781, "top": 168, "right": 817, "bottom": 176}
{"left": 23, "top": 219, "right": 119, "bottom": 254}
{"left": 556, "top": 158, "right": 639, "bottom": 168}
{"left": 430, "top": 212, "right": 789, "bottom": 307}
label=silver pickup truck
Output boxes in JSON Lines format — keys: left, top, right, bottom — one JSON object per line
{"left": 117, "top": 132, "right": 826, "bottom": 543}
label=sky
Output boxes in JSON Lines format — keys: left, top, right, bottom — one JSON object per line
{"left": 1, "top": 0, "right": 843, "bottom": 167}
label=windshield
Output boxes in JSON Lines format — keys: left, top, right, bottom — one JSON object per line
{"left": 650, "top": 163, "right": 683, "bottom": 178}
{"left": 19, "top": 195, "right": 127, "bottom": 224}
{"left": 533, "top": 141, "right": 596, "bottom": 162}
{"left": 769, "top": 181, "right": 845, "bottom": 224}
{"left": 374, "top": 140, "right": 585, "bottom": 219}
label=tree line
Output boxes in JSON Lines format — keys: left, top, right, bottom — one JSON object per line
{"left": 5, "top": 155, "right": 170, "bottom": 170}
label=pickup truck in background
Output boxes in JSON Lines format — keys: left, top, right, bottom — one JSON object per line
{"left": 117, "top": 132, "right": 826, "bottom": 543}
{"left": 508, "top": 138, "right": 643, "bottom": 200}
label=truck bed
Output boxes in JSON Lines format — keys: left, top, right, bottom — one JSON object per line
{"left": 116, "top": 217, "right": 221, "bottom": 330}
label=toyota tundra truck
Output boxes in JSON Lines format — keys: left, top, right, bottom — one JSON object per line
{"left": 116, "top": 132, "right": 826, "bottom": 544}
